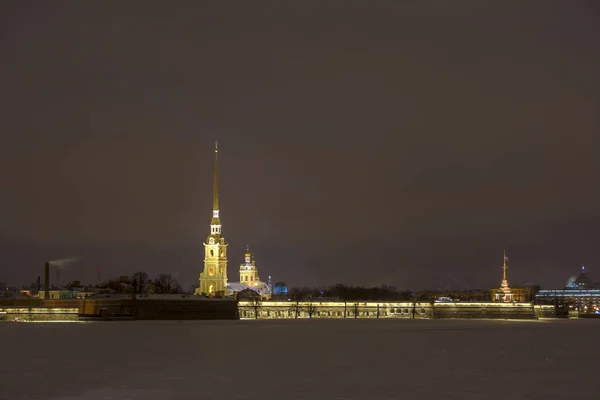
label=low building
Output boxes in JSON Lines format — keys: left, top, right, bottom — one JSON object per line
{"left": 38, "top": 290, "right": 80, "bottom": 300}
{"left": 535, "top": 289, "right": 600, "bottom": 314}
{"left": 491, "top": 286, "right": 539, "bottom": 302}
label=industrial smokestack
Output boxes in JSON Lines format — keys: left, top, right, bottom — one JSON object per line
{"left": 44, "top": 262, "right": 50, "bottom": 299}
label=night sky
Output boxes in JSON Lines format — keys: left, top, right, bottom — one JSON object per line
{"left": 1, "top": 2, "right": 599, "bottom": 291}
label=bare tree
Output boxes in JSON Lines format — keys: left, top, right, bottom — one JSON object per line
{"left": 289, "top": 288, "right": 304, "bottom": 319}
{"left": 153, "top": 274, "right": 181, "bottom": 294}
{"left": 289, "top": 298, "right": 302, "bottom": 319}
{"left": 305, "top": 302, "right": 317, "bottom": 319}
{"left": 249, "top": 297, "right": 263, "bottom": 319}
{"left": 131, "top": 271, "right": 149, "bottom": 293}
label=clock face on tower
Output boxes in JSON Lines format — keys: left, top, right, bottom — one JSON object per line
{"left": 209, "top": 267, "right": 215, "bottom": 276}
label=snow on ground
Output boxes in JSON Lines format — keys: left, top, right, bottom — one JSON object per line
{"left": 0, "top": 319, "right": 598, "bottom": 400}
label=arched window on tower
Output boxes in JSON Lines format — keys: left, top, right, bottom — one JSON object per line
{"left": 210, "top": 250, "right": 214, "bottom": 256}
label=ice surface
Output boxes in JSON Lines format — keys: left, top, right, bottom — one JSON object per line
{"left": 0, "top": 319, "right": 598, "bottom": 400}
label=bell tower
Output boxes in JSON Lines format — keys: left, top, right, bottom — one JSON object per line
{"left": 240, "top": 245, "right": 260, "bottom": 288}
{"left": 197, "top": 141, "right": 228, "bottom": 296}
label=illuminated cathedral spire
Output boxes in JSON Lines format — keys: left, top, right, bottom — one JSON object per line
{"left": 210, "top": 140, "right": 221, "bottom": 235}
{"left": 196, "top": 141, "right": 228, "bottom": 297}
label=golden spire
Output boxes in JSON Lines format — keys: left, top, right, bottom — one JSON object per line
{"left": 213, "top": 140, "right": 219, "bottom": 212}
{"left": 502, "top": 250, "right": 508, "bottom": 282}
{"left": 210, "top": 140, "right": 221, "bottom": 230}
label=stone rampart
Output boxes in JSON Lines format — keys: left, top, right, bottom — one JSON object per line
{"left": 238, "top": 301, "right": 435, "bottom": 319}
{"left": 134, "top": 298, "right": 238, "bottom": 320}
{"left": 0, "top": 297, "right": 239, "bottom": 320}
{"left": 239, "top": 301, "right": 537, "bottom": 320}
{"left": 0, "top": 307, "right": 79, "bottom": 322}
{"left": 432, "top": 302, "right": 536, "bottom": 319}
{"left": 534, "top": 305, "right": 559, "bottom": 319}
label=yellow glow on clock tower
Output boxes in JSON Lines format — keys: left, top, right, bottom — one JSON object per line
{"left": 196, "top": 141, "right": 228, "bottom": 297}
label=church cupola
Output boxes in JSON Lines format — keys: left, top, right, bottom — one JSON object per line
{"left": 240, "top": 245, "right": 260, "bottom": 287}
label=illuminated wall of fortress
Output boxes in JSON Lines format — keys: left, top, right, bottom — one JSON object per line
{"left": 239, "top": 301, "right": 553, "bottom": 320}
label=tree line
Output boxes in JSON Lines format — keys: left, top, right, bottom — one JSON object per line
{"left": 87, "top": 272, "right": 184, "bottom": 294}
{"left": 131, "top": 271, "right": 183, "bottom": 294}
{"left": 284, "top": 284, "right": 491, "bottom": 302}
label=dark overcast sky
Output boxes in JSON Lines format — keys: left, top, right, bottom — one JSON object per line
{"left": 1, "top": 1, "right": 599, "bottom": 291}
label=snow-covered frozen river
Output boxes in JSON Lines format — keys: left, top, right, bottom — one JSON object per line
{"left": 0, "top": 319, "right": 597, "bottom": 400}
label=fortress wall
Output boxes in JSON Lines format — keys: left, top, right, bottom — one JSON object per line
{"left": 1, "top": 298, "right": 239, "bottom": 320}
{"left": 534, "top": 305, "right": 559, "bottom": 319}
{"left": 239, "top": 301, "right": 536, "bottom": 320}
{"left": 1, "top": 299, "right": 539, "bottom": 321}
{"left": 0, "top": 298, "right": 132, "bottom": 316}
{"left": 432, "top": 302, "right": 537, "bottom": 319}
{"left": 134, "top": 299, "right": 239, "bottom": 320}
{"left": 0, "top": 307, "right": 79, "bottom": 322}
{"left": 238, "top": 301, "right": 435, "bottom": 319}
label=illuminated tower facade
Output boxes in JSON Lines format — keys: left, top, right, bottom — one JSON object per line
{"left": 240, "top": 245, "right": 261, "bottom": 288}
{"left": 496, "top": 250, "right": 513, "bottom": 302}
{"left": 197, "top": 141, "right": 228, "bottom": 296}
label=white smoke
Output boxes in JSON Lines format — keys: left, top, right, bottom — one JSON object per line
{"left": 49, "top": 258, "right": 79, "bottom": 268}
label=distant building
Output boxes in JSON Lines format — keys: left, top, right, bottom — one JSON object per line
{"left": 415, "top": 290, "right": 491, "bottom": 302}
{"left": 535, "top": 266, "right": 600, "bottom": 314}
{"left": 491, "top": 286, "right": 539, "bottom": 302}
{"left": 273, "top": 282, "right": 288, "bottom": 296}
{"left": 38, "top": 290, "right": 79, "bottom": 300}
{"left": 237, "top": 288, "right": 262, "bottom": 300}
{"left": 535, "top": 289, "right": 600, "bottom": 314}
{"left": 565, "top": 266, "right": 600, "bottom": 289}
{"left": 228, "top": 246, "right": 271, "bottom": 299}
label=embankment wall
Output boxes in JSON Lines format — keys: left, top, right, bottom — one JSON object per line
{"left": 239, "top": 301, "right": 541, "bottom": 320}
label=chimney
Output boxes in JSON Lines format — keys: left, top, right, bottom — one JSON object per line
{"left": 44, "top": 262, "right": 50, "bottom": 299}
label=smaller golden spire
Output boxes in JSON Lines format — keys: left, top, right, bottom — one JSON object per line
{"left": 213, "top": 140, "right": 219, "bottom": 212}
{"left": 503, "top": 250, "right": 507, "bottom": 280}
